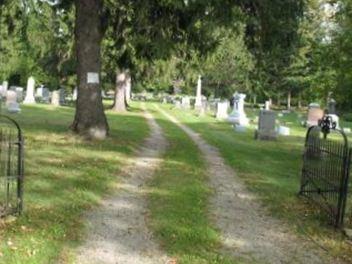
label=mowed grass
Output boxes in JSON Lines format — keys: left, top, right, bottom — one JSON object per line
{"left": 156, "top": 103, "right": 352, "bottom": 262}
{"left": 0, "top": 103, "right": 149, "bottom": 263}
{"left": 147, "top": 105, "right": 238, "bottom": 264}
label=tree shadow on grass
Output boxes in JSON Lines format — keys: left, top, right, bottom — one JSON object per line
{"left": 0, "top": 103, "right": 152, "bottom": 263}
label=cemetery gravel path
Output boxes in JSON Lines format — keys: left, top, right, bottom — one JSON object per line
{"left": 75, "top": 104, "right": 170, "bottom": 264}
{"left": 155, "top": 104, "right": 343, "bottom": 264}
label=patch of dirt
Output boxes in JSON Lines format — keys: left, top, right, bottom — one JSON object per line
{"left": 156, "top": 105, "right": 342, "bottom": 264}
{"left": 76, "top": 104, "right": 169, "bottom": 264}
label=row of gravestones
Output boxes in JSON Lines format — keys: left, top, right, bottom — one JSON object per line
{"left": 170, "top": 92, "right": 344, "bottom": 140}
{"left": 215, "top": 94, "right": 345, "bottom": 140}
{"left": 0, "top": 78, "right": 67, "bottom": 114}
{"left": 164, "top": 73, "right": 347, "bottom": 140}
{"left": 172, "top": 92, "right": 298, "bottom": 140}
{"left": 212, "top": 93, "right": 288, "bottom": 139}
{"left": 154, "top": 74, "right": 344, "bottom": 139}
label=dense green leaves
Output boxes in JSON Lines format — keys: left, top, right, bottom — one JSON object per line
{"left": 1, "top": 0, "right": 352, "bottom": 111}
{"left": 0, "top": 0, "right": 75, "bottom": 89}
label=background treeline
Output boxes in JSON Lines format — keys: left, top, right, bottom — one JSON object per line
{"left": 0, "top": 0, "right": 351, "bottom": 110}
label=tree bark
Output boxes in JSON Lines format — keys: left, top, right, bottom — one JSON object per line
{"left": 71, "top": 0, "right": 109, "bottom": 140}
{"left": 287, "top": 90, "right": 291, "bottom": 110}
{"left": 124, "top": 70, "right": 131, "bottom": 106}
{"left": 112, "top": 69, "right": 130, "bottom": 112}
{"left": 277, "top": 94, "right": 281, "bottom": 107}
{"left": 298, "top": 92, "right": 302, "bottom": 109}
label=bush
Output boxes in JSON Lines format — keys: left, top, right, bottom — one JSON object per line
{"left": 343, "top": 113, "right": 352, "bottom": 122}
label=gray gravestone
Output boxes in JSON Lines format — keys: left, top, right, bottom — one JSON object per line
{"left": 181, "top": 97, "right": 191, "bottom": 109}
{"left": 6, "top": 91, "right": 21, "bottom": 113}
{"left": 328, "top": 98, "right": 336, "bottom": 114}
{"left": 15, "top": 87, "right": 24, "bottom": 102}
{"left": 59, "top": 88, "right": 65, "bottom": 105}
{"left": 255, "top": 110, "right": 277, "bottom": 140}
{"left": 42, "top": 88, "right": 50, "bottom": 103}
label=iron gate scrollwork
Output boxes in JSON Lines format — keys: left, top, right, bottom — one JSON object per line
{"left": 0, "top": 115, "right": 24, "bottom": 216}
{"left": 300, "top": 115, "right": 351, "bottom": 228}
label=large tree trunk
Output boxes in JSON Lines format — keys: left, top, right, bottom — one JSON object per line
{"left": 277, "top": 94, "right": 281, "bottom": 107}
{"left": 124, "top": 70, "right": 131, "bottom": 106}
{"left": 298, "top": 92, "right": 302, "bottom": 109}
{"left": 71, "top": 0, "right": 108, "bottom": 140}
{"left": 112, "top": 69, "right": 130, "bottom": 112}
{"left": 287, "top": 90, "right": 291, "bottom": 110}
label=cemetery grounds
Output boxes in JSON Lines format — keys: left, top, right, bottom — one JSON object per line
{"left": 0, "top": 102, "right": 351, "bottom": 263}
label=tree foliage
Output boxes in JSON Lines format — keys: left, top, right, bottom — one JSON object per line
{"left": 2, "top": 0, "right": 352, "bottom": 115}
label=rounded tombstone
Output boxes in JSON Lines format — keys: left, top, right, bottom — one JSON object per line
{"left": 51, "top": 90, "right": 60, "bottom": 106}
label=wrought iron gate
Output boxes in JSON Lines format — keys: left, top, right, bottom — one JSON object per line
{"left": 300, "top": 115, "right": 351, "bottom": 228}
{"left": 0, "top": 115, "right": 24, "bottom": 216}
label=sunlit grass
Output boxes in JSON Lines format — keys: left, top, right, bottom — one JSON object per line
{"left": 147, "top": 105, "right": 240, "bottom": 264}
{"left": 157, "top": 102, "right": 352, "bottom": 262}
{"left": 0, "top": 103, "right": 149, "bottom": 263}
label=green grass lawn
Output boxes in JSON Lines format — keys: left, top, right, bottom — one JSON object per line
{"left": 146, "top": 104, "right": 240, "bottom": 264}
{"left": 2, "top": 100, "right": 351, "bottom": 263}
{"left": 156, "top": 102, "right": 352, "bottom": 262}
{"left": 0, "top": 103, "right": 149, "bottom": 263}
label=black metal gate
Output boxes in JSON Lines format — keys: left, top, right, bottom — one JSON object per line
{"left": 299, "top": 115, "right": 351, "bottom": 228}
{"left": 0, "top": 115, "right": 24, "bottom": 216}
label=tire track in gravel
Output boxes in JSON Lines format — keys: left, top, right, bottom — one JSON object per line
{"left": 155, "top": 104, "right": 342, "bottom": 264}
{"left": 76, "top": 104, "right": 170, "bottom": 264}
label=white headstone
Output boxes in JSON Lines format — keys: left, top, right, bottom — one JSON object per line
{"left": 228, "top": 93, "right": 249, "bottom": 126}
{"left": 1, "top": 81, "right": 8, "bottom": 97}
{"left": 194, "top": 75, "right": 202, "bottom": 109}
{"left": 181, "top": 97, "right": 191, "bottom": 109}
{"left": 23, "top": 77, "right": 36, "bottom": 104}
{"left": 343, "top": 128, "right": 351, "bottom": 134}
{"left": 277, "top": 126, "right": 290, "bottom": 136}
{"left": 36, "top": 86, "right": 44, "bottom": 98}
{"left": 73, "top": 88, "right": 78, "bottom": 101}
{"left": 6, "top": 91, "right": 21, "bottom": 113}
{"left": 51, "top": 90, "right": 60, "bottom": 106}
{"left": 210, "top": 98, "right": 220, "bottom": 114}
{"left": 216, "top": 101, "right": 229, "bottom": 119}
{"left": 327, "top": 114, "right": 340, "bottom": 129}
{"left": 175, "top": 100, "right": 181, "bottom": 109}
{"left": 265, "top": 100, "right": 270, "bottom": 110}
